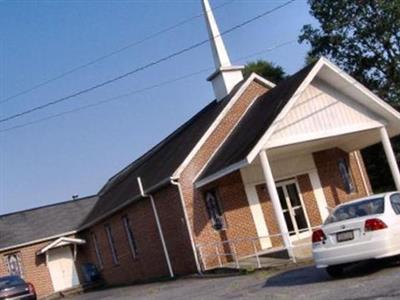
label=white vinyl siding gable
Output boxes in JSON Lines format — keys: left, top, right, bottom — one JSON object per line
{"left": 267, "top": 79, "right": 383, "bottom": 148}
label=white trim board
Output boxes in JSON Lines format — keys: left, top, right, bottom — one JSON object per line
{"left": 38, "top": 237, "right": 86, "bottom": 255}
{"left": 246, "top": 58, "right": 327, "bottom": 163}
{"left": 173, "top": 73, "right": 275, "bottom": 179}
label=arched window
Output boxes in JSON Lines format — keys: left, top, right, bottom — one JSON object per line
{"left": 204, "top": 189, "right": 225, "bottom": 231}
{"left": 6, "top": 253, "right": 23, "bottom": 278}
{"left": 338, "top": 158, "right": 356, "bottom": 194}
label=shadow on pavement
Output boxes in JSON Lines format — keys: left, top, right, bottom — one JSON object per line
{"left": 264, "top": 258, "right": 399, "bottom": 288}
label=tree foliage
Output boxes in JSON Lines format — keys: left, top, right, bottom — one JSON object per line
{"left": 299, "top": 0, "right": 400, "bottom": 192}
{"left": 243, "top": 60, "right": 286, "bottom": 84}
{"left": 299, "top": 0, "right": 400, "bottom": 104}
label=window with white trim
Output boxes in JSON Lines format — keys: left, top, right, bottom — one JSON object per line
{"left": 204, "top": 189, "right": 225, "bottom": 231}
{"left": 105, "top": 224, "right": 119, "bottom": 265}
{"left": 90, "top": 232, "right": 103, "bottom": 270}
{"left": 122, "top": 216, "right": 138, "bottom": 259}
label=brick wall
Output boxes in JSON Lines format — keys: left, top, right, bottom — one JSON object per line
{"left": 313, "top": 148, "right": 370, "bottom": 208}
{"left": 176, "top": 80, "right": 269, "bottom": 268}
{"left": 198, "top": 171, "right": 260, "bottom": 266}
{"left": 152, "top": 185, "right": 197, "bottom": 275}
{"left": 297, "top": 174, "right": 322, "bottom": 227}
{"left": 0, "top": 241, "right": 53, "bottom": 298}
{"left": 79, "top": 184, "right": 196, "bottom": 286}
{"left": 255, "top": 184, "right": 283, "bottom": 248}
{"left": 179, "top": 80, "right": 269, "bottom": 249}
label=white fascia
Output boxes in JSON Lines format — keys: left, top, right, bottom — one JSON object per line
{"left": 38, "top": 237, "right": 85, "bottom": 255}
{"left": 321, "top": 58, "right": 400, "bottom": 120}
{"left": 172, "top": 73, "right": 275, "bottom": 180}
{"left": 246, "top": 58, "right": 326, "bottom": 163}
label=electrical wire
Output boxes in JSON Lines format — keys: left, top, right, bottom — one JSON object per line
{"left": 0, "top": 0, "right": 296, "bottom": 124}
{"left": 0, "top": 0, "right": 235, "bottom": 105}
{"left": 0, "top": 40, "right": 296, "bottom": 133}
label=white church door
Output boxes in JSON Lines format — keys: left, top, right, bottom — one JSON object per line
{"left": 276, "top": 180, "right": 311, "bottom": 240}
{"left": 47, "top": 246, "right": 80, "bottom": 292}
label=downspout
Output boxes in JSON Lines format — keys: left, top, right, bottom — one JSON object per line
{"left": 170, "top": 177, "right": 202, "bottom": 274}
{"left": 137, "top": 177, "right": 174, "bottom": 278}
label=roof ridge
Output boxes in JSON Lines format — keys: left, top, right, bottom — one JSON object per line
{"left": 0, "top": 194, "right": 98, "bottom": 219}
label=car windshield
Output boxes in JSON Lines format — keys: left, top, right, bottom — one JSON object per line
{"left": 325, "top": 197, "right": 385, "bottom": 224}
{"left": 0, "top": 276, "right": 24, "bottom": 288}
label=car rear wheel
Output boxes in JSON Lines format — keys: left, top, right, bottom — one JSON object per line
{"left": 326, "top": 265, "right": 345, "bottom": 278}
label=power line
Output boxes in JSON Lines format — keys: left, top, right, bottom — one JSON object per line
{"left": 0, "top": 0, "right": 235, "bottom": 105}
{"left": 0, "top": 40, "right": 296, "bottom": 133}
{"left": 0, "top": 0, "right": 295, "bottom": 124}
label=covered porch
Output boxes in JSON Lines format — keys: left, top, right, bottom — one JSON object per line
{"left": 194, "top": 58, "right": 400, "bottom": 270}
{"left": 37, "top": 237, "right": 85, "bottom": 292}
{"left": 195, "top": 126, "right": 400, "bottom": 270}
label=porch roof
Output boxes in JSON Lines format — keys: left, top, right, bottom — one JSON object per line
{"left": 197, "top": 58, "right": 400, "bottom": 187}
{"left": 197, "top": 63, "right": 315, "bottom": 183}
{"left": 37, "top": 237, "right": 85, "bottom": 255}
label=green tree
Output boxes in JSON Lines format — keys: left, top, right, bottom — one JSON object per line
{"left": 299, "top": 0, "right": 400, "bottom": 192}
{"left": 299, "top": 0, "right": 400, "bottom": 104}
{"left": 244, "top": 60, "right": 286, "bottom": 83}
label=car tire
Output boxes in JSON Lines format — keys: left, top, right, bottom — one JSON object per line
{"left": 326, "top": 265, "right": 345, "bottom": 278}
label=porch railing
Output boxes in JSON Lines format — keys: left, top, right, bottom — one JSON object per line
{"left": 195, "top": 226, "right": 320, "bottom": 271}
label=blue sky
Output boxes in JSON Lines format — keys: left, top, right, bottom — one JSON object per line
{"left": 0, "top": 0, "right": 317, "bottom": 215}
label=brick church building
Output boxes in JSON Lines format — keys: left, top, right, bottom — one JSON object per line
{"left": 1, "top": 0, "right": 400, "bottom": 298}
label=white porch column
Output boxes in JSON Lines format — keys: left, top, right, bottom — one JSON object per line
{"left": 380, "top": 127, "right": 400, "bottom": 191}
{"left": 259, "top": 150, "right": 293, "bottom": 258}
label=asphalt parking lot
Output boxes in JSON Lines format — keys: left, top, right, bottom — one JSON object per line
{"left": 72, "top": 259, "right": 400, "bottom": 300}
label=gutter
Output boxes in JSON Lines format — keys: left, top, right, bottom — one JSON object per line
{"left": 137, "top": 177, "right": 174, "bottom": 278}
{"left": 170, "top": 177, "right": 202, "bottom": 274}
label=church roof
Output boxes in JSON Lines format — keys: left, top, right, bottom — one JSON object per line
{"left": 0, "top": 195, "right": 98, "bottom": 250}
{"left": 80, "top": 82, "right": 245, "bottom": 227}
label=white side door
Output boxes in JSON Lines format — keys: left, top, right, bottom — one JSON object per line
{"left": 47, "top": 247, "right": 79, "bottom": 292}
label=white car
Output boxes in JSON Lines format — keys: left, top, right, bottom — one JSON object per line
{"left": 312, "top": 192, "right": 400, "bottom": 277}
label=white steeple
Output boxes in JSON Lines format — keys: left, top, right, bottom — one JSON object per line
{"left": 202, "top": 0, "right": 244, "bottom": 101}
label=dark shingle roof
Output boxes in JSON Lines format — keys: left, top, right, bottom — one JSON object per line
{"left": 0, "top": 195, "right": 98, "bottom": 250}
{"left": 198, "top": 63, "right": 316, "bottom": 181}
{"left": 81, "top": 82, "right": 245, "bottom": 226}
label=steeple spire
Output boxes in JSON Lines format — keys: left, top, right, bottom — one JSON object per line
{"left": 202, "top": 0, "right": 244, "bottom": 101}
